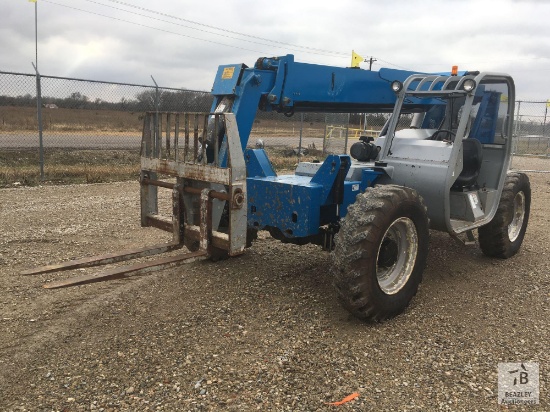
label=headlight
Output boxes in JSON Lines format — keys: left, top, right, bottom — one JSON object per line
{"left": 462, "top": 78, "right": 476, "bottom": 93}
{"left": 391, "top": 80, "right": 403, "bottom": 93}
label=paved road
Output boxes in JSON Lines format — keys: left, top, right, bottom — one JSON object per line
{"left": 0, "top": 132, "right": 333, "bottom": 150}
{"left": 0, "top": 132, "right": 143, "bottom": 149}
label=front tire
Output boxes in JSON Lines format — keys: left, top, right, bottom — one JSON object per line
{"left": 478, "top": 172, "right": 531, "bottom": 258}
{"left": 331, "top": 185, "right": 430, "bottom": 322}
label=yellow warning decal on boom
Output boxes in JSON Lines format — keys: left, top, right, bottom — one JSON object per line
{"left": 222, "top": 67, "right": 235, "bottom": 80}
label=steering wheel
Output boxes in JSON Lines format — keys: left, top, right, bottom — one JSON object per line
{"left": 429, "top": 129, "right": 456, "bottom": 141}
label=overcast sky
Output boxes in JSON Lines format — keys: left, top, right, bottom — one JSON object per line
{"left": 1, "top": 0, "right": 550, "bottom": 100}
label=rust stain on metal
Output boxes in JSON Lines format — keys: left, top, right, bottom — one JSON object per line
{"left": 141, "top": 177, "right": 175, "bottom": 189}
{"left": 232, "top": 188, "right": 245, "bottom": 209}
{"left": 141, "top": 158, "right": 230, "bottom": 185}
{"left": 43, "top": 250, "right": 207, "bottom": 289}
{"left": 199, "top": 188, "right": 213, "bottom": 252}
{"left": 184, "top": 113, "right": 190, "bottom": 161}
{"left": 183, "top": 186, "right": 231, "bottom": 201}
{"left": 21, "top": 242, "right": 183, "bottom": 276}
{"left": 193, "top": 114, "right": 199, "bottom": 161}
{"left": 185, "top": 226, "right": 229, "bottom": 250}
{"left": 145, "top": 215, "right": 173, "bottom": 233}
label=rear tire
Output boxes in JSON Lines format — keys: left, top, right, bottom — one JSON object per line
{"left": 331, "top": 185, "right": 430, "bottom": 322}
{"left": 478, "top": 172, "right": 531, "bottom": 258}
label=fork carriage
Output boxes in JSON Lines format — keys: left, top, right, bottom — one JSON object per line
{"left": 22, "top": 112, "right": 246, "bottom": 287}
{"left": 140, "top": 111, "right": 248, "bottom": 257}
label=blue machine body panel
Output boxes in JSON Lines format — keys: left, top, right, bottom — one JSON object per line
{"left": 246, "top": 154, "right": 350, "bottom": 237}
{"left": 360, "top": 169, "right": 384, "bottom": 192}
{"left": 341, "top": 181, "right": 363, "bottom": 216}
{"left": 244, "top": 151, "right": 385, "bottom": 238}
{"left": 246, "top": 172, "right": 384, "bottom": 237}
{"left": 247, "top": 175, "right": 324, "bottom": 237}
{"left": 212, "top": 64, "right": 248, "bottom": 95}
{"left": 244, "top": 149, "right": 276, "bottom": 178}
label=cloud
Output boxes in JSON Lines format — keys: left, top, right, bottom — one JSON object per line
{"left": 1, "top": 0, "right": 549, "bottom": 100}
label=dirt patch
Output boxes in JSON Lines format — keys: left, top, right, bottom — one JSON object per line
{"left": 0, "top": 157, "right": 548, "bottom": 410}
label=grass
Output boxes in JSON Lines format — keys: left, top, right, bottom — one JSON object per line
{"left": 264, "top": 147, "right": 325, "bottom": 171}
{"left": 0, "top": 147, "right": 329, "bottom": 187}
{"left": 0, "top": 149, "right": 141, "bottom": 187}
{"left": 0, "top": 106, "right": 143, "bottom": 132}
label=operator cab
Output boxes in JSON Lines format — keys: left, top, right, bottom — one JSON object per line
{"left": 374, "top": 73, "right": 514, "bottom": 235}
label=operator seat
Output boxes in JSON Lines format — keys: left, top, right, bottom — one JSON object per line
{"left": 453, "top": 138, "right": 483, "bottom": 188}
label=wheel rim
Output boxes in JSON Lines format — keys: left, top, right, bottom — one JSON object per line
{"left": 376, "top": 217, "right": 418, "bottom": 295}
{"left": 508, "top": 191, "right": 526, "bottom": 242}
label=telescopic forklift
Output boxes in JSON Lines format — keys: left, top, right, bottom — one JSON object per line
{"left": 24, "top": 55, "right": 530, "bottom": 322}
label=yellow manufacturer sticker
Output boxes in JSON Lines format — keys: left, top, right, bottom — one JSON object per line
{"left": 222, "top": 67, "right": 235, "bottom": 80}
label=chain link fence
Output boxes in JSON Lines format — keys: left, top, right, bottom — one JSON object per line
{"left": 509, "top": 100, "right": 550, "bottom": 172}
{"left": 0, "top": 71, "right": 212, "bottom": 148}
{"left": 0, "top": 71, "right": 216, "bottom": 185}
{"left": 513, "top": 100, "right": 550, "bottom": 156}
{"left": 1, "top": 71, "right": 548, "bottom": 185}
{"left": 249, "top": 112, "right": 386, "bottom": 156}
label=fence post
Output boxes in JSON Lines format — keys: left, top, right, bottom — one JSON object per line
{"left": 543, "top": 104, "right": 548, "bottom": 137}
{"left": 32, "top": 63, "right": 44, "bottom": 180}
{"left": 513, "top": 101, "right": 521, "bottom": 155}
{"left": 322, "top": 114, "right": 328, "bottom": 155}
{"left": 344, "top": 113, "right": 350, "bottom": 153}
{"left": 151, "top": 75, "right": 160, "bottom": 157}
{"left": 298, "top": 113, "right": 304, "bottom": 161}
{"left": 543, "top": 104, "right": 549, "bottom": 157}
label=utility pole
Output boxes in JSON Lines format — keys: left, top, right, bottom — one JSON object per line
{"left": 34, "top": 0, "right": 38, "bottom": 71}
{"left": 368, "top": 57, "right": 377, "bottom": 71}
{"left": 30, "top": 0, "right": 44, "bottom": 179}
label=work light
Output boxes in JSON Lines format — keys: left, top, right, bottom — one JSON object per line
{"left": 391, "top": 81, "right": 403, "bottom": 93}
{"left": 462, "top": 78, "right": 476, "bottom": 93}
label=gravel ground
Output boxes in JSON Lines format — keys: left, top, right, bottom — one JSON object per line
{"left": 0, "top": 156, "right": 549, "bottom": 411}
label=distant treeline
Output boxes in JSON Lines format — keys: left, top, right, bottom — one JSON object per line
{"left": 0, "top": 90, "right": 391, "bottom": 127}
{"left": 0, "top": 89, "right": 214, "bottom": 112}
